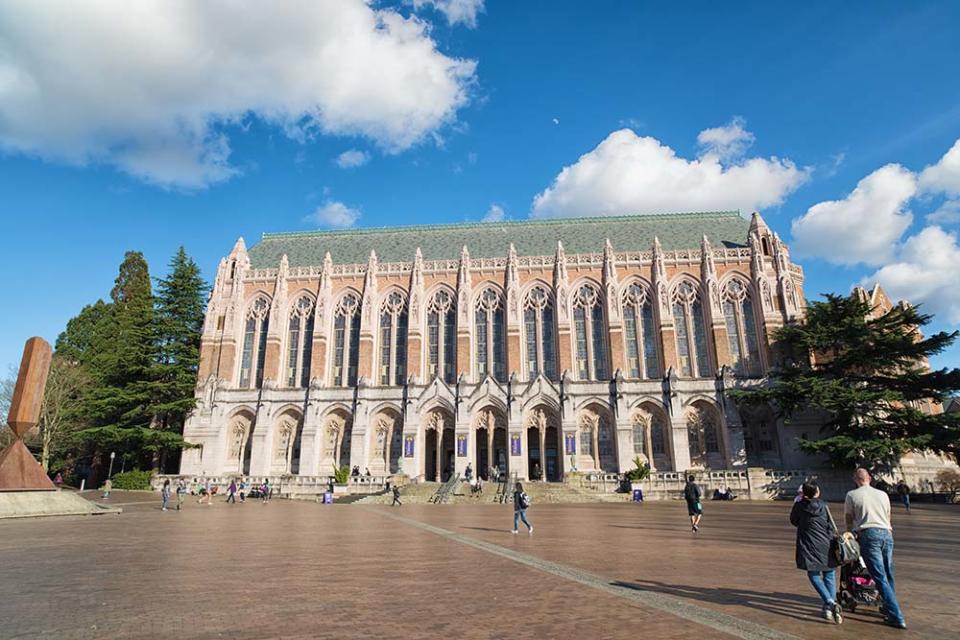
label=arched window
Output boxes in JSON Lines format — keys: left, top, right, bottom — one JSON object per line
{"left": 632, "top": 420, "right": 647, "bottom": 456}
{"left": 651, "top": 414, "right": 667, "bottom": 456}
{"left": 475, "top": 288, "right": 506, "bottom": 382}
{"left": 687, "top": 406, "right": 721, "bottom": 463}
{"left": 427, "top": 289, "right": 456, "bottom": 383}
{"left": 622, "top": 282, "right": 660, "bottom": 380}
{"left": 379, "top": 291, "right": 408, "bottom": 386}
{"left": 239, "top": 297, "right": 270, "bottom": 388}
{"left": 286, "top": 295, "right": 315, "bottom": 388}
{"left": 332, "top": 293, "right": 360, "bottom": 387}
{"left": 523, "top": 286, "right": 557, "bottom": 380}
{"left": 721, "top": 279, "right": 761, "bottom": 376}
{"left": 572, "top": 283, "right": 608, "bottom": 380}
{"left": 671, "top": 281, "right": 711, "bottom": 378}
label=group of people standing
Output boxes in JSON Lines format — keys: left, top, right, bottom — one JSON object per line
{"left": 159, "top": 477, "right": 274, "bottom": 510}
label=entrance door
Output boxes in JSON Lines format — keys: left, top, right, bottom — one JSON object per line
{"left": 527, "top": 427, "right": 541, "bottom": 480}
{"left": 476, "top": 427, "right": 489, "bottom": 480}
{"left": 493, "top": 427, "right": 508, "bottom": 477}
{"left": 545, "top": 426, "right": 559, "bottom": 481}
{"left": 441, "top": 428, "right": 455, "bottom": 482}
{"left": 424, "top": 430, "right": 438, "bottom": 481}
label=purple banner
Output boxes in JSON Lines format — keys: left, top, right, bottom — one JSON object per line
{"left": 510, "top": 434, "right": 521, "bottom": 456}
{"left": 456, "top": 435, "right": 467, "bottom": 457}
{"left": 403, "top": 436, "right": 415, "bottom": 458}
{"left": 564, "top": 434, "right": 576, "bottom": 455}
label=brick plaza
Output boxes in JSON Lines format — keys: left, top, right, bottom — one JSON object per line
{"left": 1, "top": 494, "right": 955, "bottom": 639}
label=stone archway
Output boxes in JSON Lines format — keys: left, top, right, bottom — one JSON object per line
{"left": 369, "top": 407, "right": 403, "bottom": 475}
{"left": 631, "top": 402, "right": 672, "bottom": 471}
{"left": 525, "top": 405, "right": 561, "bottom": 481}
{"left": 320, "top": 409, "right": 353, "bottom": 475}
{"left": 686, "top": 401, "right": 726, "bottom": 469}
{"left": 226, "top": 410, "right": 255, "bottom": 475}
{"left": 423, "top": 408, "right": 454, "bottom": 482}
{"left": 577, "top": 403, "right": 617, "bottom": 473}
{"left": 474, "top": 407, "right": 507, "bottom": 481}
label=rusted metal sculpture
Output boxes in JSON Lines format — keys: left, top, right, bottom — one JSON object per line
{"left": 0, "top": 337, "right": 55, "bottom": 491}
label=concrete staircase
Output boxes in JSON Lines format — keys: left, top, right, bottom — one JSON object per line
{"left": 354, "top": 480, "right": 632, "bottom": 505}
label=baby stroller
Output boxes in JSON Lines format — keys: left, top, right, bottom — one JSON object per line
{"left": 838, "top": 556, "right": 883, "bottom": 613}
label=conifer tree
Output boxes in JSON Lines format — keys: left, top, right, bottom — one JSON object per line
{"left": 732, "top": 294, "right": 960, "bottom": 473}
{"left": 152, "top": 247, "right": 208, "bottom": 437}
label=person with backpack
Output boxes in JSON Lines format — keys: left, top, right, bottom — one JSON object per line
{"left": 512, "top": 482, "right": 533, "bottom": 535}
{"left": 896, "top": 480, "right": 911, "bottom": 513}
{"left": 790, "top": 482, "right": 842, "bottom": 624}
{"left": 391, "top": 485, "right": 402, "bottom": 507}
{"left": 683, "top": 475, "right": 703, "bottom": 532}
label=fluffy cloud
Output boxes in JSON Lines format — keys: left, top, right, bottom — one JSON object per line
{"left": 0, "top": 1, "right": 476, "bottom": 187}
{"left": 482, "top": 204, "right": 505, "bottom": 222}
{"left": 310, "top": 200, "right": 361, "bottom": 228}
{"left": 927, "top": 199, "right": 960, "bottom": 224}
{"left": 412, "top": 0, "right": 485, "bottom": 28}
{"left": 919, "top": 139, "right": 960, "bottom": 196}
{"left": 865, "top": 226, "right": 960, "bottom": 323}
{"left": 334, "top": 149, "right": 370, "bottom": 169}
{"left": 696, "top": 116, "right": 755, "bottom": 162}
{"left": 791, "top": 164, "right": 917, "bottom": 265}
{"left": 532, "top": 126, "right": 808, "bottom": 218}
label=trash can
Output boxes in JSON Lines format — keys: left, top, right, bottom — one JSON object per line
{"left": 632, "top": 488, "right": 643, "bottom": 503}
{"left": 323, "top": 491, "right": 333, "bottom": 504}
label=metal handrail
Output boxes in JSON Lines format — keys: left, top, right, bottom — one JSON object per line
{"left": 430, "top": 472, "right": 461, "bottom": 504}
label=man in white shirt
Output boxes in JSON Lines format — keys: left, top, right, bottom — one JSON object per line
{"left": 844, "top": 468, "right": 906, "bottom": 629}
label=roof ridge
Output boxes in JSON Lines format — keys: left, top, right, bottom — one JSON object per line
{"left": 259, "top": 210, "right": 743, "bottom": 240}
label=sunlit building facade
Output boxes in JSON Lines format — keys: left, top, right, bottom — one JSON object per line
{"left": 181, "top": 211, "right": 814, "bottom": 481}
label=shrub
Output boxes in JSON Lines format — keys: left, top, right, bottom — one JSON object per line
{"left": 936, "top": 468, "right": 960, "bottom": 500}
{"left": 624, "top": 457, "right": 651, "bottom": 483}
{"left": 332, "top": 464, "right": 350, "bottom": 484}
{"left": 110, "top": 470, "right": 154, "bottom": 490}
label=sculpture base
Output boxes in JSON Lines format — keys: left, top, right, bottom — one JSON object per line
{"left": 0, "top": 490, "right": 121, "bottom": 519}
{"left": 0, "top": 439, "right": 56, "bottom": 491}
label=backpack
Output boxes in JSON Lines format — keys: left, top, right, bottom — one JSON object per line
{"left": 519, "top": 492, "right": 531, "bottom": 509}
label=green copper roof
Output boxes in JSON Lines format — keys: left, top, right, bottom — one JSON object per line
{"left": 248, "top": 211, "right": 750, "bottom": 268}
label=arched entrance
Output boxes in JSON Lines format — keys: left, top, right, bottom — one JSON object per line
{"left": 273, "top": 409, "right": 303, "bottom": 475}
{"left": 369, "top": 407, "right": 403, "bottom": 475}
{"left": 577, "top": 403, "right": 617, "bottom": 473}
{"left": 525, "top": 406, "right": 561, "bottom": 481}
{"left": 686, "top": 400, "right": 726, "bottom": 469}
{"left": 423, "top": 408, "right": 454, "bottom": 482}
{"left": 474, "top": 408, "right": 507, "bottom": 480}
{"left": 226, "top": 410, "right": 255, "bottom": 475}
{"left": 632, "top": 402, "right": 672, "bottom": 471}
{"left": 320, "top": 409, "right": 353, "bottom": 474}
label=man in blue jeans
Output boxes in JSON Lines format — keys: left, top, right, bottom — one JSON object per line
{"left": 844, "top": 468, "right": 906, "bottom": 629}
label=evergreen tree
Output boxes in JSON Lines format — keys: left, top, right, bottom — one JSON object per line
{"left": 152, "top": 247, "right": 208, "bottom": 452}
{"left": 55, "top": 299, "right": 111, "bottom": 365}
{"left": 732, "top": 294, "right": 960, "bottom": 473}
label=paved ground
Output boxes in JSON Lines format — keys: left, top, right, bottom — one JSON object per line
{"left": 0, "top": 491, "right": 955, "bottom": 639}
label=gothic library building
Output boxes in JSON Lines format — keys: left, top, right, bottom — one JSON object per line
{"left": 181, "top": 211, "right": 821, "bottom": 483}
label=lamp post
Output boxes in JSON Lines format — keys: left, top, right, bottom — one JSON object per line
{"left": 107, "top": 451, "right": 116, "bottom": 479}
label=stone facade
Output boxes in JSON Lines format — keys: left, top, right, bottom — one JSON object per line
{"left": 179, "top": 211, "right": 819, "bottom": 482}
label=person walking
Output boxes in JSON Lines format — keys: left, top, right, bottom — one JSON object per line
{"left": 261, "top": 480, "right": 269, "bottom": 503}
{"left": 512, "top": 482, "right": 533, "bottom": 535}
{"left": 790, "top": 482, "right": 842, "bottom": 624}
{"left": 895, "top": 480, "right": 911, "bottom": 513}
{"left": 391, "top": 485, "right": 402, "bottom": 507}
{"left": 176, "top": 478, "right": 186, "bottom": 511}
{"left": 464, "top": 463, "right": 473, "bottom": 483}
{"left": 53, "top": 472, "right": 63, "bottom": 490}
{"left": 227, "top": 479, "right": 237, "bottom": 504}
{"left": 102, "top": 477, "right": 112, "bottom": 500}
{"left": 683, "top": 475, "right": 703, "bottom": 532}
{"left": 239, "top": 480, "right": 247, "bottom": 503}
{"left": 845, "top": 468, "right": 907, "bottom": 629}
{"left": 161, "top": 479, "right": 171, "bottom": 511}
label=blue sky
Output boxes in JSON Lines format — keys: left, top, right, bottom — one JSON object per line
{"left": 2, "top": 1, "right": 960, "bottom": 373}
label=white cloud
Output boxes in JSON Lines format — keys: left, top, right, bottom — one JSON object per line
{"left": 791, "top": 164, "right": 916, "bottom": 266}
{"left": 552, "top": 117, "right": 560, "bottom": 125}
{"left": 412, "top": 0, "right": 485, "bottom": 28}
{"left": 0, "top": 0, "right": 476, "bottom": 188}
{"left": 532, "top": 127, "right": 808, "bottom": 218}
{"left": 865, "top": 225, "right": 960, "bottom": 323}
{"left": 696, "top": 116, "right": 755, "bottom": 162}
{"left": 919, "top": 139, "right": 960, "bottom": 196}
{"left": 928, "top": 199, "right": 960, "bottom": 224}
{"left": 334, "top": 149, "right": 370, "bottom": 169}
{"left": 482, "top": 204, "right": 505, "bottom": 222}
{"left": 310, "top": 200, "right": 361, "bottom": 228}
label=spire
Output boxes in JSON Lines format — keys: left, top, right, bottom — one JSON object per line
{"left": 701, "top": 235, "right": 716, "bottom": 279}
{"left": 320, "top": 251, "right": 333, "bottom": 295}
{"left": 603, "top": 238, "right": 620, "bottom": 322}
{"left": 229, "top": 237, "right": 247, "bottom": 257}
{"left": 748, "top": 211, "right": 769, "bottom": 236}
{"left": 554, "top": 240, "right": 568, "bottom": 287}
{"left": 458, "top": 245, "right": 470, "bottom": 287}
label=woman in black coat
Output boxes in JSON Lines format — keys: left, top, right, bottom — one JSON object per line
{"left": 790, "top": 482, "right": 842, "bottom": 624}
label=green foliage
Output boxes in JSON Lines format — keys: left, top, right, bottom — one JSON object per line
{"left": 731, "top": 293, "right": 960, "bottom": 473}
{"left": 110, "top": 469, "right": 153, "bottom": 490}
{"left": 333, "top": 464, "right": 350, "bottom": 484}
{"left": 152, "top": 247, "right": 208, "bottom": 434}
{"left": 624, "top": 456, "right": 651, "bottom": 482}
{"left": 55, "top": 300, "right": 111, "bottom": 366}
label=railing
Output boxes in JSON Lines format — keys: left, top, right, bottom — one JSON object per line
{"left": 579, "top": 472, "right": 623, "bottom": 493}
{"left": 496, "top": 472, "right": 517, "bottom": 504}
{"left": 430, "top": 473, "right": 461, "bottom": 504}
